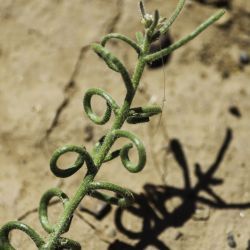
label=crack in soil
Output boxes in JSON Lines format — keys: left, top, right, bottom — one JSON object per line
{"left": 17, "top": 179, "right": 64, "bottom": 221}
{"left": 75, "top": 211, "right": 112, "bottom": 245}
{"left": 44, "top": 45, "right": 90, "bottom": 139}
{"left": 106, "top": 0, "right": 124, "bottom": 34}
{"left": 17, "top": 200, "right": 60, "bottom": 221}
{"left": 44, "top": 0, "right": 124, "bottom": 140}
{"left": 16, "top": 206, "right": 111, "bottom": 246}
{"left": 45, "top": 98, "right": 69, "bottom": 138}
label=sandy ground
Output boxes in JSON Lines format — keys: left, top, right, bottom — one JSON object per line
{"left": 0, "top": 0, "right": 250, "bottom": 249}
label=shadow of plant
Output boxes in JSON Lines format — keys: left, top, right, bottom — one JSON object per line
{"left": 108, "top": 128, "right": 250, "bottom": 250}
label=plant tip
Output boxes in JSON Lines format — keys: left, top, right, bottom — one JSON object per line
{"left": 139, "top": 1, "right": 146, "bottom": 18}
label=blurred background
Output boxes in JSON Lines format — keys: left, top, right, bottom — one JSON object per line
{"left": 0, "top": 0, "right": 249, "bottom": 249}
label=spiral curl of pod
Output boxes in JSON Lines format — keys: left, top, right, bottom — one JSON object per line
{"left": 39, "top": 188, "right": 70, "bottom": 234}
{"left": 83, "top": 88, "right": 120, "bottom": 125}
{"left": 101, "top": 33, "right": 142, "bottom": 55}
{"left": 109, "top": 129, "right": 146, "bottom": 173}
{"left": 50, "top": 145, "right": 97, "bottom": 177}
{"left": 86, "top": 129, "right": 146, "bottom": 207}
{"left": 38, "top": 188, "right": 81, "bottom": 250}
{"left": 0, "top": 220, "right": 81, "bottom": 249}
{"left": 91, "top": 43, "right": 134, "bottom": 93}
{"left": 0, "top": 221, "right": 45, "bottom": 249}
{"left": 88, "top": 181, "right": 134, "bottom": 208}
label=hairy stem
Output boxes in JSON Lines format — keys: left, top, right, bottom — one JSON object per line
{"left": 41, "top": 37, "right": 151, "bottom": 250}
{"left": 145, "top": 10, "right": 225, "bottom": 63}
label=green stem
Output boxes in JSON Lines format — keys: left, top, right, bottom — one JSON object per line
{"left": 42, "top": 37, "right": 150, "bottom": 250}
{"left": 160, "top": 0, "right": 186, "bottom": 34}
{"left": 145, "top": 10, "right": 225, "bottom": 63}
{"left": 40, "top": 175, "right": 93, "bottom": 249}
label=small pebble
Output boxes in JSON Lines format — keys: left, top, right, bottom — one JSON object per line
{"left": 31, "top": 104, "right": 42, "bottom": 113}
{"left": 186, "top": 0, "right": 194, "bottom": 7}
{"left": 227, "top": 232, "right": 237, "bottom": 248}
{"left": 106, "top": 226, "right": 117, "bottom": 238}
{"left": 175, "top": 231, "right": 183, "bottom": 240}
{"left": 222, "top": 70, "right": 230, "bottom": 79}
{"left": 239, "top": 211, "right": 245, "bottom": 218}
{"left": 149, "top": 95, "right": 157, "bottom": 104}
{"left": 138, "top": 85, "right": 145, "bottom": 93}
{"left": 239, "top": 52, "right": 250, "bottom": 65}
{"left": 229, "top": 106, "right": 241, "bottom": 118}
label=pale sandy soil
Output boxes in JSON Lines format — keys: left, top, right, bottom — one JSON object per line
{"left": 0, "top": 0, "right": 250, "bottom": 249}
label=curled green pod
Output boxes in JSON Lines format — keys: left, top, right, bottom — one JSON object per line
{"left": 127, "top": 105, "right": 162, "bottom": 124}
{"left": 0, "top": 221, "right": 44, "bottom": 249}
{"left": 88, "top": 181, "right": 134, "bottom": 208}
{"left": 50, "top": 145, "right": 96, "bottom": 178}
{"left": 91, "top": 44, "right": 134, "bottom": 92}
{"left": 101, "top": 33, "right": 142, "bottom": 55}
{"left": 92, "top": 43, "right": 119, "bottom": 72}
{"left": 39, "top": 188, "right": 70, "bottom": 234}
{"left": 83, "top": 88, "right": 119, "bottom": 125}
{"left": 111, "top": 129, "right": 146, "bottom": 173}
